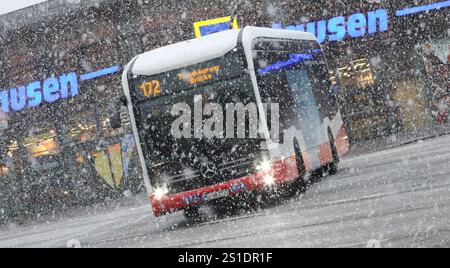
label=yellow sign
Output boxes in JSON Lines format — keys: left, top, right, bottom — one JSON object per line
{"left": 92, "top": 144, "right": 124, "bottom": 189}
{"left": 93, "top": 151, "right": 115, "bottom": 188}
{"left": 178, "top": 65, "right": 220, "bottom": 85}
{"left": 140, "top": 80, "right": 161, "bottom": 97}
{"left": 193, "top": 16, "right": 239, "bottom": 38}
{"left": 109, "top": 144, "right": 124, "bottom": 188}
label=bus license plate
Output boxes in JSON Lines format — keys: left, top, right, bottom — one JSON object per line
{"left": 204, "top": 190, "right": 229, "bottom": 201}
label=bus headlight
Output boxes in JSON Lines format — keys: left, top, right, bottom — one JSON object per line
{"left": 263, "top": 175, "right": 275, "bottom": 186}
{"left": 154, "top": 186, "right": 169, "bottom": 200}
{"left": 256, "top": 160, "right": 271, "bottom": 172}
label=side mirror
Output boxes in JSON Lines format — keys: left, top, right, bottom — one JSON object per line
{"left": 110, "top": 96, "right": 127, "bottom": 129}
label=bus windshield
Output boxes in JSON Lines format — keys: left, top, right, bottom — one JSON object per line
{"left": 129, "top": 51, "right": 261, "bottom": 191}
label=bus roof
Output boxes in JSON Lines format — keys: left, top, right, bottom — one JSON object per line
{"left": 129, "top": 26, "right": 317, "bottom": 77}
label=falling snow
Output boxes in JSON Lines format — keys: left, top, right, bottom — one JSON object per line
{"left": 0, "top": 0, "right": 449, "bottom": 248}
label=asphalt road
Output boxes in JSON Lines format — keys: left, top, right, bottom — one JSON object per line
{"left": 1, "top": 135, "right": 450, "bottom": 248}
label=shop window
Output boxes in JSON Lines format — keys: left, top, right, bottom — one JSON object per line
{"left": 23, "top": 128, "right": 59, "bottom": 157}
{"left": 24, "top": 136, "right": 60, "bottom": 158}
{"left": 337, "top": 58, "right": 374, "bottom": 89}
{"left": 392, "top": 78, "right": 430, "bottom": 131}
{"left": 99, "top": 112, "right": 126, "bottom": 138}
{"left": 417, "top": 37, "right": 449, "bottom": 125}
{"left": 20, "top": 128, "right": 62, "bottom": 173}
{"left": 333, "top": 58, "right": 383, "bottom": 141}
{"left": 69, "top": 120, "right": 97, "bottom": 144}
{"left": 346, "top": 87, "right": 390, "bottom": 141}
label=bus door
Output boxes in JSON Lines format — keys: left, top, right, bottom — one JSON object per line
{"left": 286, "top": 69, "right": 325, "bottom": 169}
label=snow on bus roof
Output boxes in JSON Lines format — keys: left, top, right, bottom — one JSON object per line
{"left": 131, "top": 29, "right": 241, "bottom": 76}
{"left": 130, "top": 26, "right": 317, "bottom": 76}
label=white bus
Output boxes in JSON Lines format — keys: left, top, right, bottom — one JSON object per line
{"left": 116, "top": 26, "right": 349, "bottom": 219}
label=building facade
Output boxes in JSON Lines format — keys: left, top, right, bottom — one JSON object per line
{"left": 0, "top": 0, "right": 448, "bottom": 218}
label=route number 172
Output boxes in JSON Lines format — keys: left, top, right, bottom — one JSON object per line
{"left": 140, "top": 80, "right": 161, "bottom": 97}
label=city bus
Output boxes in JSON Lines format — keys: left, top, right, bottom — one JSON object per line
{"left": 116, "top": 26, "right": 349, "bottom": 219}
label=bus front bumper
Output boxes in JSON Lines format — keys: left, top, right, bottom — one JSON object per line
{"left": 149, "top": 158, "right": 299, "bottom": 217}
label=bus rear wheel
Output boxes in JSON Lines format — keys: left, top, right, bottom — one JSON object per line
{"left": 328, "top": 129, "right": 339, "bottom": 175}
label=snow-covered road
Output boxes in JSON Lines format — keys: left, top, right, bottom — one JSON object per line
{"left": 1, "top": 135, "right": 450, "bottom": 248}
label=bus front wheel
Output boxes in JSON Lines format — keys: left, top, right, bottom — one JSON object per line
{"left": 293, "top": 139, "right": 307, "bottom": 189}
{"left": 183, "top": 206, "right": 202, "bottom": 222}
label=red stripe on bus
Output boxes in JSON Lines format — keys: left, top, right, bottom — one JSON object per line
{"left": 301, "top": 151, "right": 313, "bottom": 172}
{"left": 318, "top": 142, "right": 333, "bottom": 165}
{"left": 149, "top": 159, "right": 297, "bottom": 217}
{"left": 336, "top": 124, "right": 350, "bottom": 156}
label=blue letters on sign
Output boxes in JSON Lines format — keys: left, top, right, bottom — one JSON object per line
{"left": 368, "top": 9, "right": 389, "bottom": 35}
{"left": 26, "top": 81, "right": 42, "bottom": 107}
{"left": 10, "top": 87, "right": 27, "bottom": 111}
{"left": 328, "top": 16, "right": 346, "bottom": 42}
{"left": 0, "top": 66, "right": 120, "bottom": 114}
{"left": 273, "top": 8, "right": 389, "bottom": 43}
{"left": 43, "top": 77, "right": 61, "bottom": 103}
{"left": 347, "top": 13, "right": 367, "bottom": 38}
{"left": 0, "top": 73, "right": 78, "bottom": 113}
{"left": 60, "top": 72, "right": 78, "bottom": 98}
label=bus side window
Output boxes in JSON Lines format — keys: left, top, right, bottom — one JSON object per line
{"left": 258, "top": 72, "right": 299, "bottom": 132}
{"left": 311, "top": 67, "right": 339, "bottom": 119}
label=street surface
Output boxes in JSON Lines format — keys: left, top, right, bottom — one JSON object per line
{"left": 1, "top": 135, "right": 449, "bottom": 248}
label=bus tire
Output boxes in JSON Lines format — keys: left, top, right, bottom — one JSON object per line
{"left": 293, "top": 139, "right": 307, "bottom": 188}
{"left": 328, "top": 128, "right": 339, "bottom": 175}
{"left": 183, "top": 206, "right": 202, "bottom": 223}
{"left": 214, "top": 202, "right": 239, "bottom": 218}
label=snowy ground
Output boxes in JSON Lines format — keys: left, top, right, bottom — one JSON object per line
{"left": 1, "top": 135, "right": 450, "bottom": 248}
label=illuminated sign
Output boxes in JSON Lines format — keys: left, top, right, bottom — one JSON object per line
{"left": 140, "top": 80, "right": 161, "bottom": 97}
{"left": 272, "top": 9, "right": 389, "bottom": 44}
{"left": 194, "top": 16, "right": 239, "bottom": 38}
{"left": 273, "top": 1, "right": 450, "bottom": 43}
{"left": 178, "top": 65, "right": 220, "bottom": 85}
{"left": 131, "top": 56, "right": 242, "bottom": 102}
{"left": 2, "top": 2, "right": 448, "bottom": 114}
{"left": 396, "top": 1, "right": 450, "bottom": 16}
{"left": 0, "top": 66, "right": 120, "bottom": 113}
